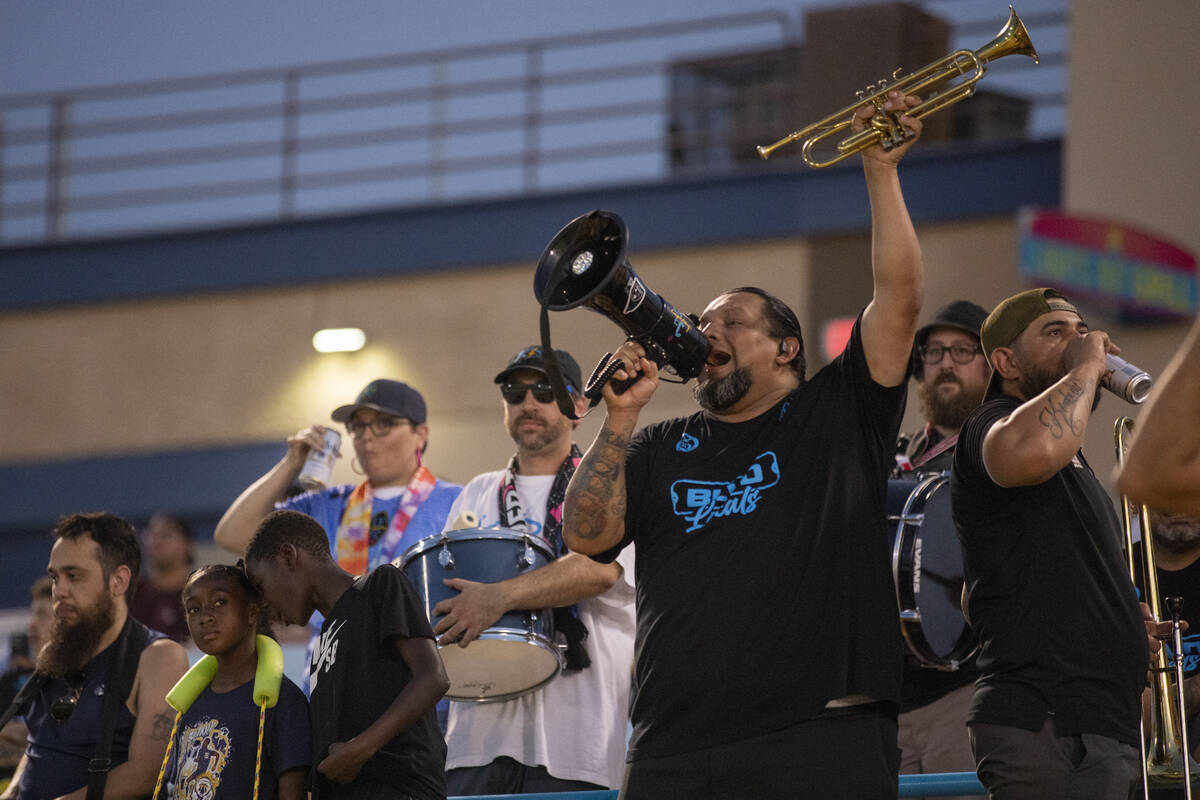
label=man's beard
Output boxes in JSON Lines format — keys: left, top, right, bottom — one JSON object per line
{"left": 694, "top": 366, "right": 752, "bottom": 412}
{"left": 917, "top": 374, "right": 986, "bottom": 432}
{"left": 37, "top": 593, "right": 116, "bottom": 678}
{"left": 1018, "top": 361, "right": 1103, "bottom": 411}
{"left": 1151, "top": 513, "right": 1200, "bottom": 552}
{"left": 507, "top": 412, "right": 571, "bottom": 456}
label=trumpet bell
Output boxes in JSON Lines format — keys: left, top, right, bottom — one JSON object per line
{"left": 756, "top": 5, "right": 1039, "bottom": 166}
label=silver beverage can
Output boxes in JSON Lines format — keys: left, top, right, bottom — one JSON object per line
{"left": 1101, "top": 354, "right": 1154, "bottom": 404}
{"left": 298, "top": 428, "right": 342, "bottom": 491}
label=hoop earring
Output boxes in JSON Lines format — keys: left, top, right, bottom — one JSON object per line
{"left": 351, "top": 457, "right": 364, "bottom": 476}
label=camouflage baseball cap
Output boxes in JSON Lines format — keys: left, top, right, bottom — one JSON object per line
{"left": 981, "top": 288, "right": 1080, "bottom": 361}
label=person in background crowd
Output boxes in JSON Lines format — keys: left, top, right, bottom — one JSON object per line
{"left": 0, "top": 577, "right": 53, "bottom": 782}
{"left": 130, "top": 513, "right": 194, "bottom": 641}
{"left": 896, "top": 300, "right": 990, "bottom": 800}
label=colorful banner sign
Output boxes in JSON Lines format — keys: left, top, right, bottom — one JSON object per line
{"left": 1018, "top": 208, "right": 1197, "bottom": 322}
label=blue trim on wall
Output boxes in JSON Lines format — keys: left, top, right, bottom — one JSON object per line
{"left": 0, "top": 139, "right": 1060, "bottom": 311}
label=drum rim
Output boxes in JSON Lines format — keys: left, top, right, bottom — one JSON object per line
{"left": 440, "top": 630, "right": 563, "bottom": 702}
{"left": 399, "top": 526, "right": 556, "bottom": 565}
{"left": 891, "top": 473, "right": 979, "bottom": 670}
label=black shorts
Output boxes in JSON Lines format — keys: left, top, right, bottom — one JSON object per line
{"left": 622, "top": 702, "right": 900, "bottom": 800}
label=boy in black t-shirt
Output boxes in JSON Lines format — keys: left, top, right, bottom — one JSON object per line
{"left": 244, "top": 509, "right": 450, "bottom": 800}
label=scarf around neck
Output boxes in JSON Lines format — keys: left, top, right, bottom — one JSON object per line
{"left": 497, "top": 444, "right": 591, "bottom": 670}
{"left": 335, "top": 465, "right": 437, "bottom": 575}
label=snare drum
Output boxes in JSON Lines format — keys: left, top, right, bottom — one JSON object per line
{"left": 399, "top": 527, "right": 562, "bottom": 702}
{"left": 887, "top": 474, "right": 977, "bottom": 670}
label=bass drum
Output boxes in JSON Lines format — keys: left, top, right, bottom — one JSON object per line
{"left": 399, "top": 527, "right": 562, "bottom": 702}
{"left": 887, "top": 474, "right": 977, "bottom": 670}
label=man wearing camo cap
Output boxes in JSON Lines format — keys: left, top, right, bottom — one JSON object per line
{"left": 950, "top": 288, "right": 1148, "bottom": 799}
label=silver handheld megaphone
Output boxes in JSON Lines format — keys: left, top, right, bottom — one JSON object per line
{"left": 1103, "top": 354, "right": 1153, "bottom": 404}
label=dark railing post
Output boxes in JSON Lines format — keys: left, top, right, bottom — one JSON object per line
{"left": 46, "top": 96, "right": 70, "bottom": 240}
{"left": 523, "top": 44, "right": 542, "bottom": 192}
{"left": 281, "top": 70, "right": 300, "bottom": 218}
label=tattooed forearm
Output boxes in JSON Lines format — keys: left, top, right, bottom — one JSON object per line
{"left": 566, "top": 427, "right": 629, "bottom": 541}
{"left": 1037, "top": 379, "right": 1087, "bottom": 439}
{"left": 151, "top": 709, "right": 176, "bottom": 741}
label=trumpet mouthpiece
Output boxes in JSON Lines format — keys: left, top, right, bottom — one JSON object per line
{"left": 757, "top": 145, "right": 771, "bottom": 160}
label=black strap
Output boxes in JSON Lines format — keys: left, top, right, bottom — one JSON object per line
{"left": 0, "top": 670, "right": 46, "bottom": 730}
{"left": 87, "top": 617, "right": 151, "bottom": 800}
{"left": 538, "top": 271, "right": 589, "bottom": 422}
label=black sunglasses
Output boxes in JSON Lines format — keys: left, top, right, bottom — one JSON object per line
{"left": 500, "top": 381, "right": 556, "bottom": 405}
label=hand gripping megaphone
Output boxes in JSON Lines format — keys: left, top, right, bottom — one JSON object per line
{"left": 532, "top": 210, "right": 712, "bottom": 412}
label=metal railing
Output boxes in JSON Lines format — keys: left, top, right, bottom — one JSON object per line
{"left": 0, "top": 6, "right": 1065, "bottom": 245}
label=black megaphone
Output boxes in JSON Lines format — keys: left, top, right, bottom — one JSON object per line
{"left": 533, "top": 210, "right": 711, "bottom": 386}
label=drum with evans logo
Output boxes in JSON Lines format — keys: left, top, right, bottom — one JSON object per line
{"left": 887, "top": 474, "right": 978, "bottom": 670}
{"left": 399, "top": 527, "right": 562, "bottom": 701}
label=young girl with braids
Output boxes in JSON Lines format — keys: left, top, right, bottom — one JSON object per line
{"left": 157, "top": 565, "right": 311, "bottom": 800}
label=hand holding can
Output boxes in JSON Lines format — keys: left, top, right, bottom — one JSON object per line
{"left": 299, "top": 428, "right": 343, "bottom": 490}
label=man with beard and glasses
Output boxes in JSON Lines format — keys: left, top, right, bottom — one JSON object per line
{"left": 3, "top": 512, "right": 188, "bottom": 800}
{"left": 950, "top": 288, "right": 1148, "bottom": 799}
{"left": 431, "top": 346, "right": 636, "bottom": 796}
{"left": 562, "top": 90, "right": 924, "bottom": 799}
{"left": 894, "top": 300, "right": 989, "bottom": 799}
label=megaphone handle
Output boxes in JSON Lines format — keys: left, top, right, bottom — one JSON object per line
{"left": 584, "top": 353, "right": 635, "bottom": 402}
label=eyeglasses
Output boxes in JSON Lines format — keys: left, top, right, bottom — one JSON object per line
{"left": 919, "top": 344, "right": 982, "bottom": 365}
{"left": 346, "top": 416, "right": 410, "bottom": 439}
{"left": 500, "top": 382, "right": 557, "bottom": 405}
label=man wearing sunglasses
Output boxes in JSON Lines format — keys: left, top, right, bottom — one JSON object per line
{"left": 432, "top": 346, "right": 636, "bottom": 796}
{"left": 4, "top": 513, "right": 188, "bottom": 800}
{"left": 894, "top": 300, "right": 989, "bottom": 800}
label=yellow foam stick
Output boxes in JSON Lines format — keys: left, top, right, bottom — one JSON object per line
{"left": 165, "top": 656, "right": 218, "bottom": 713}
{"left": 252, "top": 635, "right": 283, "bottom": 709}
{"left": 163, "top": 635, "right": 284, "bottom": 713}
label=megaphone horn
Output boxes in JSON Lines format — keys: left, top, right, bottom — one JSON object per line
{"left": 533, "top": 210, "right": 711, "bottom": 383}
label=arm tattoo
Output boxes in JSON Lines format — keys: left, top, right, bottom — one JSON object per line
{"left": 568, "top": 428, "right": 629, "bottom": 541}
{"left": 151, "top": 709, "right": 177, "bottom": 741}
{"left": 1037, "top": 379, "right": 1086, "bottom": 439}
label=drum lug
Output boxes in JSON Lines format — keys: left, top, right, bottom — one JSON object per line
{"left": 518, "top": 539, "right": 536, "bottom": 569}
{"left": 899, "top": 609, "right": 921, "bottom": 622}
{"left": 438, "top": 542, "right": 456, "bottom": 569}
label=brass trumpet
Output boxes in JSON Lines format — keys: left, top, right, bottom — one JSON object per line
{"left": 1116, "top": 416, "right": 1197, "bottom": 797}
{"left": 756, "top": 5, "right": 1039, "bottom": 167}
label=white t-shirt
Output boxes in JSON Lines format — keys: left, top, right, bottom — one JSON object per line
{"left": 441, "top": 468, "right": 636, "bottom": 789}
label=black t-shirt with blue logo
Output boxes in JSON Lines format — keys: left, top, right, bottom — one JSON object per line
{"left": 163, "top": 676, "right": 311, "bottom": 799}
{"left": 616, "top": 315, "right": 907, "bottom": 761}
{"left": 308, "top": 564, "right": 445, "bottom": 800}
{"left": 951, "top": 394, "right": 1146, "bottom": 747}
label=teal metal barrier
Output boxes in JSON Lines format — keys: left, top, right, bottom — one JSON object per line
{"left": 447, "top": 771, "right": 987, "bottom": 799}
